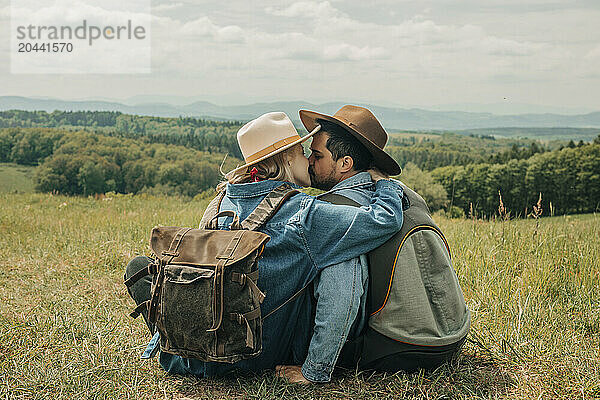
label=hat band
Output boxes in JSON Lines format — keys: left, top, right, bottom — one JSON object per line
{"left": 245, "top": 135, "right": 301, "bottom": 164}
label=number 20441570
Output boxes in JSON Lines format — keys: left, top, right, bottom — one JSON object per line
{"left": 18, "top": 42, "right": 73, "bottom": 52}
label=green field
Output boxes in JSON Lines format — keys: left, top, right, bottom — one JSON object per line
{"left": 0, "top": 193, "right": 598, "bottom": 399}
{"left": 0, "top": 163, "right": 35, "bottom": 193}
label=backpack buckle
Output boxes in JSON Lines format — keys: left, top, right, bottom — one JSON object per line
{"left": 229, "top": 312, "right": 243, "bottom": 325}
{"left": 231, "top": 272, "right": 246, "bottom": 285}
{"left": 148, "top": 262, "right": 158, "bottom": 275}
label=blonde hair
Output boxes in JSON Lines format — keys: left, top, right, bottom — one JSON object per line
{"left": 216, "top": 147, "right": 296, "bottom": 192}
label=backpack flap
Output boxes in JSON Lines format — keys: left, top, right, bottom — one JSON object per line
{"left": 150, "top": 226, "right": 270, "bottom": 267}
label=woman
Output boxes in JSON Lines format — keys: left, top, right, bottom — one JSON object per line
{"left": 125, "top": 112, "right": 404, "bottom": 379}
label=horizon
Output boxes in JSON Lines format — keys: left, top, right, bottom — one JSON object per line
{"left": 1, "top": 94, "right": 598, "bottom": 117}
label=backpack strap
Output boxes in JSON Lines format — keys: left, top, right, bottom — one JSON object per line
{"left": 231, "top": 270, "right": 265, "bottom": 303}
{"left": 262, "top": 281, "right": 312, "bottom": 321}
{"left": 199, "top": 190, "right": 226, "bottom": 228}
{"left": 229, "top": 307, "right": 261, "bottom": 348}
{"left": 123, "top": 261, "right": 158, "bottom": 288}
{"left": 147, "top": 227, "right": 193, "bottom": 324}
{"left": 130, "top": 300, "right": 150, "bottom": 319}
{"left": 160, "top": 227, "right": 193, "bottom": 260}
{"left": 241, "top": 184, "right": 300, "bottom": 231}
{"left": 205, "top": 184, "right": 298, "bottom": 332}
{"left": 207, "top": 230, "right": 246, "bottom": 333}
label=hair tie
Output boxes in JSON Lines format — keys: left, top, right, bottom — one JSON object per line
{"left": 250, "top": 167, "right": 263, "bottom": 182}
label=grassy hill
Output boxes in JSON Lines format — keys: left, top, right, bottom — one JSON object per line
{"left": 0, "top": 193, "right": 597, "bottom": 399}
{"left": 0, "top": 163, "right": 35, "bottom": 193}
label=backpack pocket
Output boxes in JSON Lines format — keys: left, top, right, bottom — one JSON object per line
{"left": 158, "top": 264, "right": 216, "bottom": 358}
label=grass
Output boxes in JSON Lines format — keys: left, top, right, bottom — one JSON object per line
{"left": 0, "top": 163, "right": 35, "bottom": 193}
{"left": 0, "top": 193, "right": 598, "bottom": 399}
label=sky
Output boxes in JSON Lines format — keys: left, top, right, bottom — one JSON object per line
{"left": 1, "top": 0, "right": 599, "bottom": 112}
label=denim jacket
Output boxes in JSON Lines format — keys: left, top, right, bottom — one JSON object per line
{"left": 301, "top": 172, "right": 377, "bottom": 382}
{"left": 155, "top": 178, "right": 404, "bottom": 377}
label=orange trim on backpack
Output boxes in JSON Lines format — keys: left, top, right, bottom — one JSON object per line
{"left": 258, "top": 244, "right": 266, "bottom": 258}
{"left": 369, "top": 225, "right": 451, "bottom": 317}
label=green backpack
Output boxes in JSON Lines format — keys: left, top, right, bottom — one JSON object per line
{"left": 320, "top": 182, "right": 470, "bottom": 370}
{"left": 125, "top": 184, "right": 298, "bottom": 363}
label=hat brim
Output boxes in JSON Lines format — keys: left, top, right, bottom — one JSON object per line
{"left": 299, "top": 110, "right": 402, "bottom": 176}
{"left": 230, "top": 125, "right": 321, "bottom": 174}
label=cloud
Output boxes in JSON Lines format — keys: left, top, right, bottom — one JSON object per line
{"left": 584, "top": 45, "right": 600, "bottom": 60}
{"left": 265, "top": 1, "right": 342, "bottom": 19}
{"left": 179, "top": 17, "right": 245, "bottom": 43}
{"left": 146, "top": 0, "right": 574, "bottom": 84}
{"left": 0, "top": 6, "right": 9, "bottom": 19}
{"left": 9, "top": 0, "right": 152, "bottom": 26}
{"left": 322, "top": 43, "right": 389, "bottom": 61}
{"left": 153, "top": 3, "right": 184, "bottom": 12}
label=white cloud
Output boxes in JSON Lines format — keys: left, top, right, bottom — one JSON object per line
{"left": 179, "top": 17, "right": 245, "bottom": 43}
{"left": 0, "top": 6, "right": 9, "bottom": 19}
{"left": 155, "top": 2, "right": 572, "bottom": 84}
{"left": 322, "top": 43, "right": 388, "bottom": 61}
{"left": 153, "top": 3, "right": 184, "bottom": 12}
{"left": 584, "top": 45, "right": 600, "bottom": 61}
{"left": 265, "top": 1, "right": 342, "bottom": 19}
{"left": 9, "top": 0, "right": 152, "bottom": 26}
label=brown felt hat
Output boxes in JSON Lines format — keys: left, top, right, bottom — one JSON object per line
{"left": 299, "top": 105, "right": 401, "bottom": 176}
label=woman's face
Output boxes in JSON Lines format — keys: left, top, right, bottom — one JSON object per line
{"left": 286, "top": 144, "right": 311, "bottom": 187}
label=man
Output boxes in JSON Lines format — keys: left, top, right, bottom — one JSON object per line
{"left": 277, "top": 105, "right": 469, "bottom": 383}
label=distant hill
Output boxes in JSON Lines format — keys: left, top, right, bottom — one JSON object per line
{"left": 1, "top": 96, "right": 600, "bottom": 131}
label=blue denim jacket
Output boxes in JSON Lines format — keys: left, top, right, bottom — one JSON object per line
{"left": 153, "top": 178, "right": 404, "bottom": 377}
{"left": 301, "top": 172, "right": 378, "bottom": 382}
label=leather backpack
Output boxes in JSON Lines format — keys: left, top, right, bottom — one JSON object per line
{"left": 125, "top": 184, "right": 298, "bottom": 363}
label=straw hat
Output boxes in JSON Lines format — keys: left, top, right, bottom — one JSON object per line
{"left": 232, "top": 112, "right": 320, "bottom": 173}
{"left": 299, "top": 105, "right": 401, "bottom": 175}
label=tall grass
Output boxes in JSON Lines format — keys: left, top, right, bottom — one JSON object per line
{"left": 0, "top": 193, "right": 598, "bottom": 399}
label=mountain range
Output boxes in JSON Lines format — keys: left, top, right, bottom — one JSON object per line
{"left": 1, "top": 96, "right": 599, "bottom": 130}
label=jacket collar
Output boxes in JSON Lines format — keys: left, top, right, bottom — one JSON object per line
{"left": 226, "top": 180, "right": 302, "bottom": 198}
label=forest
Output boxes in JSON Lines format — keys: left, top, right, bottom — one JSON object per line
{"left": 1, "top": 110, "right": 599, "bottom": 217}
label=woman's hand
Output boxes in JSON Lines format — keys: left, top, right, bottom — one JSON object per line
{"left": 368, "top": 167, "right": 389, "bottom": 182}
{"left": 275, "top": 365, "right": 312, "bottom": 384}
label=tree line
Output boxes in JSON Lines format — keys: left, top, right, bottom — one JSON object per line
{"left": 0, "top": 128, "right": 240, "bottom": 197}
{"left": 431, "top": 139, "right": 600, "bottom": 217}
{"left": 386, "top": 132, "right": 553, "bottom": 171}
{"left": 2, "top": 110, "right": 558, "bottom": 171}
{"left": 0, "top": 110, "right": 244, "bottom": 159}
{"left": 2, "top": 120, "right": 599, "bottom": 218}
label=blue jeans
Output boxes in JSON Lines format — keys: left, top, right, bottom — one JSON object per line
{"left": 301, "top": 255, "right": 368, "bottom": 382}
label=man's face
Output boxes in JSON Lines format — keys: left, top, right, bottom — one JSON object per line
{"left": 308, "top": 131, "right": 340, "bottom": 190}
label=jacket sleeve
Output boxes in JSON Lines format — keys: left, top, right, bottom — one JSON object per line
{"left": 293, "top": 179, "right": 403, "bottom": 270}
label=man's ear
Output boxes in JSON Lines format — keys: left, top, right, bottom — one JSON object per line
{"left": 338, "top": 156, "right": 354, "bottom": 173}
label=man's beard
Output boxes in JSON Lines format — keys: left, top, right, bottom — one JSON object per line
{"left": 309, "top": 166, "right": 338, "bottom": 191}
